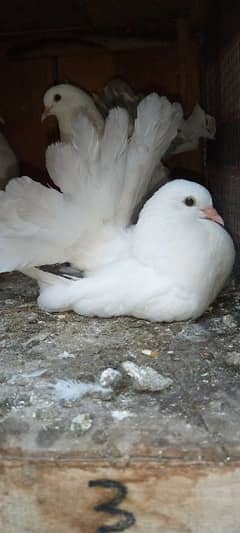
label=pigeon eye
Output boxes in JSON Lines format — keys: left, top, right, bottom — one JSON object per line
{"left": 184, "top": 196, "right": 195, "bottom": 207}
{"left": 54, "top": 94, "right": 61, "bottom": 102}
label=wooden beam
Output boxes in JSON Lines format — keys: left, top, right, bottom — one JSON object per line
{"left": 0, "top": 459, "right": 240, "bottom": 532}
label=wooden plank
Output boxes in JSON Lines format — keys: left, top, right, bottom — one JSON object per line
{"left": 170, "top": 19, "right": 202, "bottom": 175}
{"left": 87, "top": 0, "right": 192, "bottom": 28}
{"left": 2, "top": 38, "right": 179, "bottom": 58}
{"left": 0, "top": 0, "right": 90, "bottom": 34}
{"left": 0, "top": 0, "right": 193, "bottom": 35}
{"left": 0, "top": 460, "right": 240, "bottom": 532}
{"left": 114, "top": 45, "right": 179, "bottom": 97}
{"left": 0, "top": 273, "right": 238, "bottom": 531}
{"left": 58, "top": 48, "right": 115, "bottom": 92}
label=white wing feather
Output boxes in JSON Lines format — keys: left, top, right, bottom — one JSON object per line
{"left": 0, "top": 178, "right": 78, "bottom": 271}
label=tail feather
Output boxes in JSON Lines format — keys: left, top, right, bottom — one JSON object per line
{"left": 47, "top": 106, "right": 129, "bottom": 224}
{"left": 100, "top": 78, "right": 141, "bottom": 136}
{"left": 72, "top": 113, "right": 101, "bottom": 156}
{"left": 99, "top": 107, "right": 129, "bottom": 212}
{"left": 20, "top": 267, "right": 77, "bottom": 286}
{"left": 117, "top": 95, "right": 183, "bottom": 224}
{"left": 46, "top": 113, "right": 100, "bottom": 197}
{"left": 20, "top": 267, "right": 82, "bottom": 312}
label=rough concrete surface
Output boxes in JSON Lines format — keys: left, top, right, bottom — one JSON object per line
{"left": 0, "top": 272, "right": 240, "bottom": 462}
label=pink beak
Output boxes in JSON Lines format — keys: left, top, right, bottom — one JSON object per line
{"left": 202, "top": 207, "right": 224, "bottom": 226}
{"left": 41, "top": 105, "right": 53, "bottom": 122}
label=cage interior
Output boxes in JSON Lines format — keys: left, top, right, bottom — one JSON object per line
{"left": 0, "top": 3, "right": 240, "bottom": 531}
{"left": 1, "top": 0, "right": 239, "bottom": 250}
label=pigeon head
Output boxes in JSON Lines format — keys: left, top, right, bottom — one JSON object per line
{"left": 164, "top": 179, "right": 224, "bottom": 226}
{"left": 41, "top": 83, "right": 95, "bottom": 122}
{"left": 140, "top": 179, "right": 224, "bottom": 227}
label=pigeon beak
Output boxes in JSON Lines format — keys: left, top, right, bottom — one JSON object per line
{"left": 41, "top": 105, "right": 53, "bottom": 122}
{"left": 202, "top": 207, "right": 224, "bottom": 226}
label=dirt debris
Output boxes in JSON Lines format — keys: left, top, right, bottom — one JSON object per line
{"left": 0, "top": 272, "right": 239, "bottom": 460}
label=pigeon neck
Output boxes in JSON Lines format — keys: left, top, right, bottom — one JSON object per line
{"left": 82, "top": 105, "right": 105, "bottom": 136}
{"left": 58, "top": 105, "right": 105, "bottom": 143}
{"left": 58, "top": 113, "right": 74, "bottom": 143}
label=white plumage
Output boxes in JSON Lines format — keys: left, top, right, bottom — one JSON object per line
{"left": 23, "top": 179, "right": 235, "bottom": 322}
{"left": 0, "top": 118, "right": 19, "bottom": 189}
{"left": 0, "top": 93, "right": 234, "bottom": 322}
{"left": 0, "top": 93, "right": 182, "bottom": 273}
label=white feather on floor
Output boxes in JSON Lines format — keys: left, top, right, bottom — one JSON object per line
{"left": 53, "top": 379, "right": 111, "bottom": 401}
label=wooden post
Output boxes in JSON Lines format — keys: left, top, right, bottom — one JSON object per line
{"left": 175, "top": 18, "right": 203, "bottom": 175}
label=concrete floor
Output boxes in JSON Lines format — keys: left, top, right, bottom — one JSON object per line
{"left": 0, "top": 272, "right": 240, "bottom": 462}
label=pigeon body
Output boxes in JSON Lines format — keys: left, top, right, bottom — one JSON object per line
{"left": 25, "top": 179, "right": 235, "bottom": 322}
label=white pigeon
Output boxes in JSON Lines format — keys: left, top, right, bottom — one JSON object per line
{"left": 0, "top": 93, "right": 182, "bottom": 274}
{"left": 41, "top": 84, "right": 105, "bottom": 142}
{"left": 0, "top": 117, "right": 19, "bottom": 189}
{"left": 23, "top": 179, "right": 235, "bottom": 322}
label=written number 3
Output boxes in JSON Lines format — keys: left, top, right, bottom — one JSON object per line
{"left": 89, "top": 479, "right": 136, "bottom": 532}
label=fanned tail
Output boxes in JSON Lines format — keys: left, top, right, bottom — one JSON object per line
{"left": 0, "top": 93, "right": 183, "bottom": 275}
{"left": 47, "top": 93, "right": 182, "bottom": 229}
{"left": 94, "top": 78, "right": 142, "bottom": 136}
